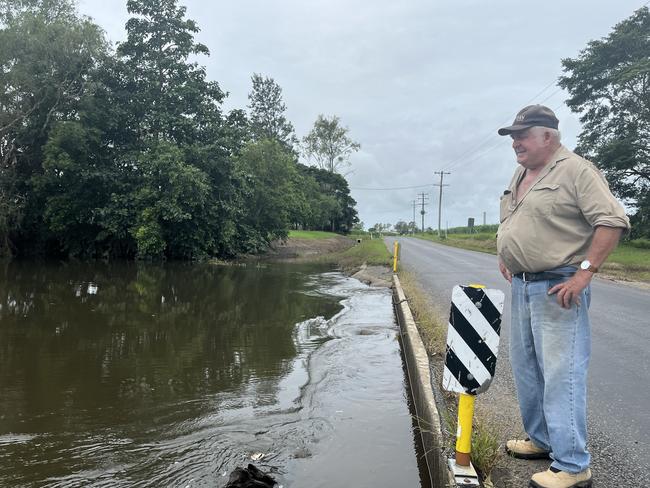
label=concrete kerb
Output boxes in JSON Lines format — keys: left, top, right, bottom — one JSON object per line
{"left": 393, "top": 274, "right": 456, "bottom": 488}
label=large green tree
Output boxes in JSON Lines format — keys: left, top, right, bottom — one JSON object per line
{"left": 0, "top": 0, "right": 107, "bottom": 255}
{"left": 115, "top": 0, "right": 225, "bottom": 145}
{"left": 247, "top": 74, "right": 297, "bottom": 150}
{"left": 235, "top": 139, "right": 299, "bottom": 248}
{"left": 106, "top": 0, "right": 246, "bottom": 258}
{"left": 559, "top": 7, "right": 649, "bottom": 237}
{"left": 297, "top": 165, "right": 358, "bottom": 232}
{"left": 302, "top": 114, "right": 360, "bottom": 174}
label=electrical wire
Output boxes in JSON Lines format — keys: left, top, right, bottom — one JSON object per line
{"left": 439, "top": 84, "right": 563, "bottom": 173}
{"left": 350, "top": 183, "right": 433, "bottom": 191}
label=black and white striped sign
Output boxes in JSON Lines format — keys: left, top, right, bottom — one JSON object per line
{"left": 443, "top": 285, "right": 504, "bottom": 395}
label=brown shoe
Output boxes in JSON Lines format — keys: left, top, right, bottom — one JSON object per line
{"left": 505, "top": 438, "right": 551, "bottom": 459}
{"left": 529, "top": 468, "right": 592, "bottom": 488}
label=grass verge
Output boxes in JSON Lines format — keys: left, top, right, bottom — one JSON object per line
{"left": 415, "top": 233, "right": 650, "bottom": 283}
{"left": 317, "top": 236, "right": 391, "bottom": 270}
{"left": 397, "top": 271, "right": 447, "bottom": 355}
{"left": 287, "top": 230, "right": 339, "bottom": 239}
{"left": 398, "top": 269, "right": 503, "bottom": 481}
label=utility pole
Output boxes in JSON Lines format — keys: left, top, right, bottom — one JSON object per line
{"left": 483, "top": 211, "right": 486, "bottom": 226}
{"left": 412, "top": 200, "right": 417, "bottom": 234}
{"left": 417, "top": 193, "right": 429, "bottom": 232}
{"left": 434, "top": 171, "right": 451, "bottom": 237}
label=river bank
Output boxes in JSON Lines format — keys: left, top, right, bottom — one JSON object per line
{"left": 254, "top": 234, "right": 393, "bottom": 288}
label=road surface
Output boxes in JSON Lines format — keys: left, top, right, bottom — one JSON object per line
{"left": 385, "top": 236, "right": 650, "bottom": 487}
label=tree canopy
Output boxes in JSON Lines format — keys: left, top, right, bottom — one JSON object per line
{"left": 302, "top": 114, "right": 360, "bottom": 174}
{"left": 0, "top": 0, "right": 359, "bottom": 259}
{"left": 559, "top": 6, "right": 649, "bottom": 237}
{"left": 247, "top": 73, "right": 297, "bottom": 151}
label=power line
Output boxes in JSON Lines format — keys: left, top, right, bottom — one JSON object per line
{"left": 439, "top": 90, "right": 566, "bottom": 174}
{"left": 350, "top": 183, "right": 433, "bottom": 191}
{"left": 439, "top": 83, "right": 563, "bottom": 173}
{"left": 351, "top": 84, "right": 569, "bottom": 195}
{"left": 442, "top": 99, "right": 570, "bottom": 173}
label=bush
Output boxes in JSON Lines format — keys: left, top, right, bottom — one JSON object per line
{"left": 626, "top": 238, "right": 650, "bottom": 249}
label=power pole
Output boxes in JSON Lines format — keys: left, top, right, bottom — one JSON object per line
{"left": 434, "top": 171, "right": 450, "bottom": 237}
{"left": 483, "top": 211, "right": 486, "bottom": 226}
{"left": 417, "top": 193, "right": 429, "bottom": 232}
{"left": 412, "top": 200, "right": 417, "bottom": 234}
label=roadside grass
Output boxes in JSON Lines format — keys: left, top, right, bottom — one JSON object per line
{"left": 416, "top": 232, "right": 498, "bottom": 254}
{"left": 398, "top": 269, "right": 503, "bottom": 480}
{"left": 601, "top": 245, "right": 650, "bottom": 281}
{"left": 320, "top": 236, "right": 391, "bottom": 270}
{"left": 288, "top": 230, "right": 340, "bottom": 239}
{"left": 415, "top": 233, "right": 650, "bottom": 283}
{"left": 397, "top": 271, "right": 447, "bottom": 355}
{"left": 469, "top": 412, "right": 502, "bottom": 482}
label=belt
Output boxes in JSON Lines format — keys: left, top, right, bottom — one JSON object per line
{"left": 513, "top": 271, "right": 574, "bottom": 282}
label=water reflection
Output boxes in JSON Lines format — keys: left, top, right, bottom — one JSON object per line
{"left": 0, "top": 261, "right": 422, "bottom": 487}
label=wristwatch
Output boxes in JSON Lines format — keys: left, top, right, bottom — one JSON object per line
{"left": 580, "top": 260, "right": 598, "bottom": 273}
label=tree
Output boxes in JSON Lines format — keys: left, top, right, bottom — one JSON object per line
{"left": 247, "top": 74, "right": 297, "bottom": 150}
{"left": 0, "top": 0, "right": 108, "bottom": 255}
{"left": 559, "top": 7, "right": 649, "bottom": 237}
{"left": 394, "top": 221, "right": 410, "bottom": 235}
{"left": 105, "top": 0, "right": 249, "bottom": 258}
{"left": 352, "top": 221, "right": 365, "bottom": 232}
{"left": 131, "top": 142, "right": 210, "bottom": 258}
{"left": 36, "top": 121, "right": 114, "bottom": 257}
{"left": 369, "top": 223, "right": 390, "bottom": 235}
{"left": 295, "top": 165, "right": 358, "bottom": 233}
{"left": 114, "top": 0, "right": 225, "bottom": 145}
{"left": 235, "top": 139, "right": 298, "bottom": 248}
{"left": 302, "top": 114, "right": 360, "bottom": 174}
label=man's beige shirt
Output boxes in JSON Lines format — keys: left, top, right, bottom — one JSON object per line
{"left": 497, "top": 145, "right": 630, "bottom": 274}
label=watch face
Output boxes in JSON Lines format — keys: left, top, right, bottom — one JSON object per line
{"left": 581, "top": 260, "right": 591, "bottom": 270}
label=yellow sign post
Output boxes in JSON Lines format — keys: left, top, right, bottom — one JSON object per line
{"left": 455, "top": 392, "right": 475, "bottom": 467}
{"left": 392, "top": 241, "right": 399, "bottom": 272}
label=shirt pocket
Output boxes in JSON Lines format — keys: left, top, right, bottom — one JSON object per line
{"left": 523, "top": 183, "right": 560, "bottom": 216}
{"left": 499, "top": 190, "right": 513, "bottom": 222}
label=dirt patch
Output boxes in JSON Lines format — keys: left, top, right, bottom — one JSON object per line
{"left": 261, "top": 236, "right": 356, "bottom": 261}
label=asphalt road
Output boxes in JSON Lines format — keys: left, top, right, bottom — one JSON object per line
{"left": 385, "top": 236, "right": 650, "bottom": 487}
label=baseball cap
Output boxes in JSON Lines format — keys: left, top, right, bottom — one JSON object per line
{"left": 497, "top": 105, "right": 559, "bottom": 136}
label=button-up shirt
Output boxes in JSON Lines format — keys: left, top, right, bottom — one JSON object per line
{"left": 497, "top": 145, "right": 630, "bottom": 274}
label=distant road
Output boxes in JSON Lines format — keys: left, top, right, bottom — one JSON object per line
{"left": 385, "top": 236, "right": 650, "bottom": 487}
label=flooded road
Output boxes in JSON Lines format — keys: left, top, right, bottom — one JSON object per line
{"left": 0, "top": 261, "right": 425, "bottom": 487}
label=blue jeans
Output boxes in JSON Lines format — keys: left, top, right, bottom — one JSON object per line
{"left": 510, "top": 266, "right": 591, "bottom": 473}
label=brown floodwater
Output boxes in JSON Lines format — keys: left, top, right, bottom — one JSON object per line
{"left": 0, "top": 260, "right": 426, "bottom": 487}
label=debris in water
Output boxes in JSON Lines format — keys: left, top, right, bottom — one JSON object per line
{"left": 225, "top": 464, "right": 277, "bottom": 488}
{"left": 250, "top": 452, "right": 265, "bottom": 461}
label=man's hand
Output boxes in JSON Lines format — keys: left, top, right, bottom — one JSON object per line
{"left": 498, "top": 259, "right": 512, "bottom": 283}
{"left": 548, "top": 271, "right": 592, "bottom": 309}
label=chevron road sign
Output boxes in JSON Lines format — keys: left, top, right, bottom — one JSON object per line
{"left": 443, "top": 285, "right": 505, "bottom": 395}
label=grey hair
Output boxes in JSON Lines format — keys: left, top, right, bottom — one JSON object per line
{"left": 530, "top": 126, "right": 561, "bottom": 143}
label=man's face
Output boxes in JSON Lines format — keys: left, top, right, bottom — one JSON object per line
{"left": 510, "top": 128, "right": 550, "bottom": 170}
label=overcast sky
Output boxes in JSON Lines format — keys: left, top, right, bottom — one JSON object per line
{"left": 77, "top": 0, "right": 645, "bottom": 230}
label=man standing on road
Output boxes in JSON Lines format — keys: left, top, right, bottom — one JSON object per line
{"left": 496, "top": 105, "right": 630, "bottom": 488}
